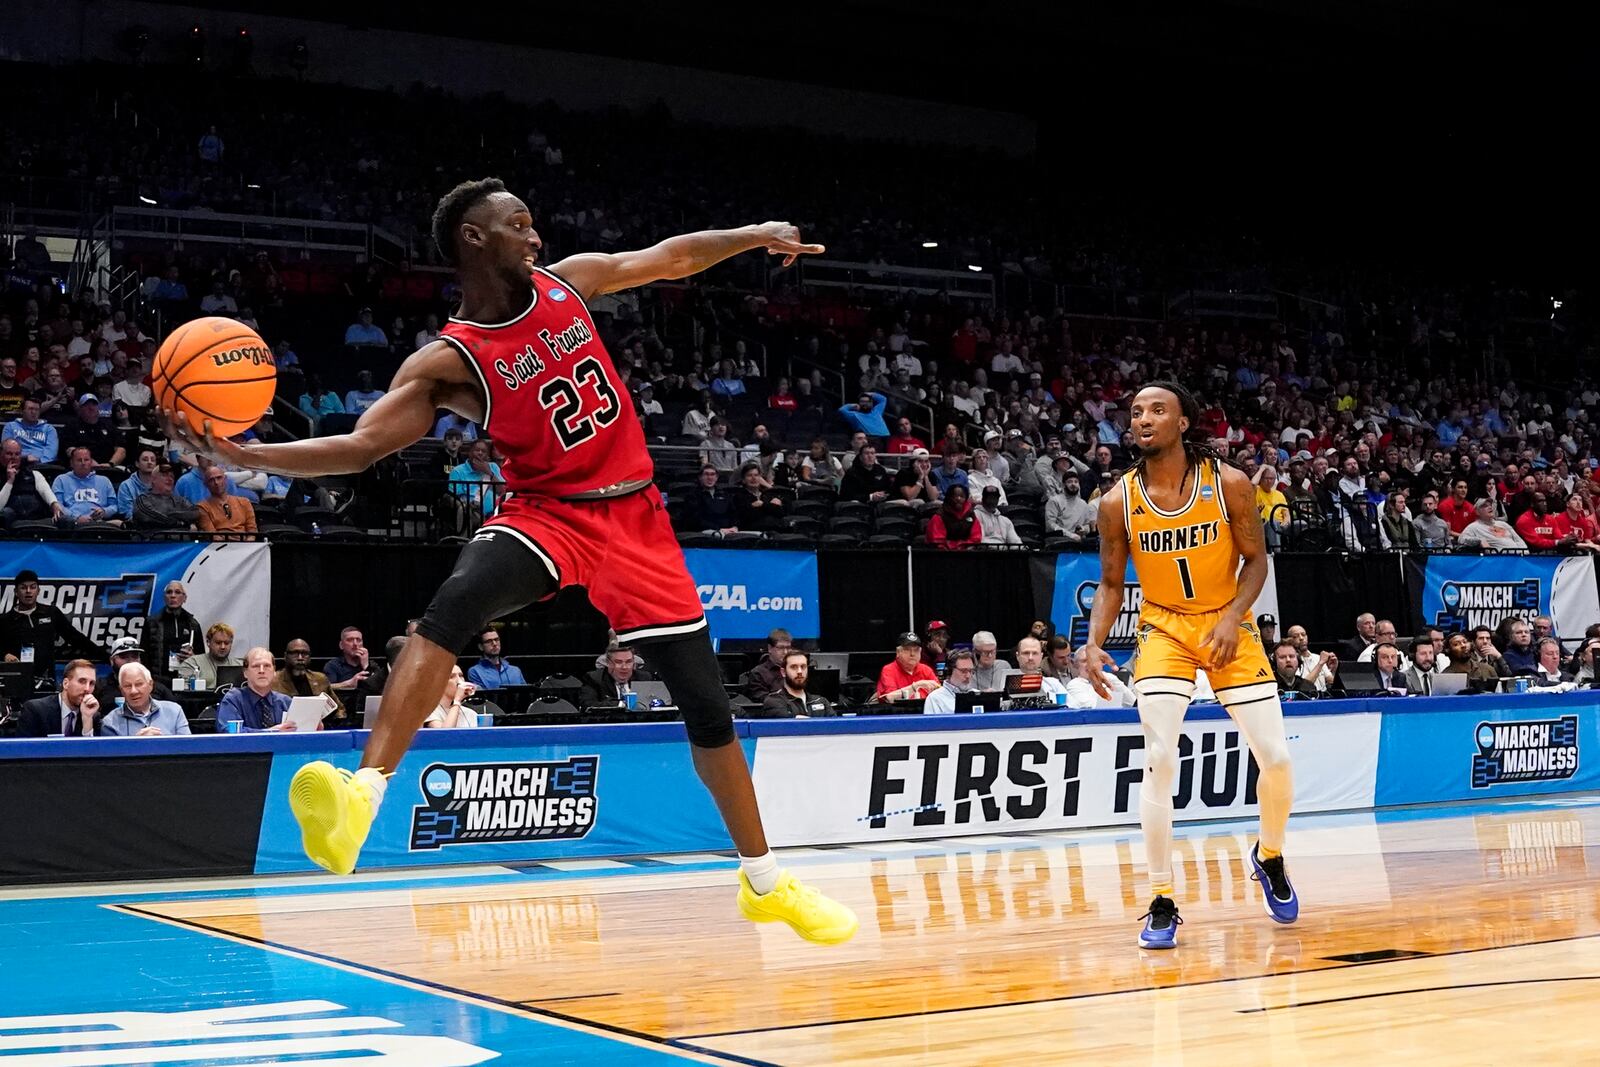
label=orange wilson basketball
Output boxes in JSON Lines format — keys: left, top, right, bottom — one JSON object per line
{"left": 152, "top": 317, "right": 277, "bottom": 436}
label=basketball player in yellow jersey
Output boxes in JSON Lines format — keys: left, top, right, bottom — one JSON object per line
{"left": 1081, "top": 380, "right": 1298, "bottom": 949}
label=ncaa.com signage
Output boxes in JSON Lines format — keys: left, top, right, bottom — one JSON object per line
{"left": 682, "top": 548, "right": 820, "bottom": 640}
{"left": 750, "top": 712, "right": 1379, "bottom": 845}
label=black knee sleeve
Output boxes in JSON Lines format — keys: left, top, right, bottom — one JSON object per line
{"left": 629, "top": 628, "right": 736, "bottom": 748}
{"left": 415, "top": 530, "right": 558, "bottom": 655}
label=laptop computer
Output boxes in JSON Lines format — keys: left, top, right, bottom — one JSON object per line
{"left": 362, "top": 695, "right": 383, "bottom": 728}
{"left": 806, "top": 668, "right": 841, "bottom": 703}
{"left": 955, "top": 690, "right": 1004, "bottom": 714}
{"left": 214, "top": 664, "right": 245, "bottom": 689}
{"left": 809, "top": 652, "right": 852, "bottom": 676}
{"left": 1430, "top": 672, "right": 1469, "bottom": 696}
{"left": 0, "top": 662, "right": 34, "bottom": 701}
{"left": 1336, "top": 662, "right": 1385, "bottom": 693}
{"left": 631, "top": 680, "right": 674, "bottom": 707}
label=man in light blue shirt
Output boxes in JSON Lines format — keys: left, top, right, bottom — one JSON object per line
{"left": 3, "top": 397, "right": 58, "bottom": 463}
{"left": 930, "top": 452, "right": 969, "bottom": 496}
{"left": 838, "top": 392, "right": 888, "bottom": 438}
{"left": 115, "top": 446, "right": 160, "bottom": 517}
{"left": 175, "top": 461, "right": 256, "bottom": 504}
{"left": 100, "top": 663, "right": 192, "bottom": 736}
{"left": 343, "top": 308, "right": 388, "bottom": 348}
{"left": 467, "top": 628, "right": 528, "bottom": 690}
{"left": 343, "top": 370, "right": 386, "bottom": 414}
{"left": 51, "top": 446, "right": 119, "bottom": 523}
{"left": 433, "top": 412, "right": 480, "bottom": 440}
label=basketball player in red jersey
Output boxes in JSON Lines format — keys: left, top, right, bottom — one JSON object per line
{"left": 166, "top": 178, "right": 857, "bottom": 943}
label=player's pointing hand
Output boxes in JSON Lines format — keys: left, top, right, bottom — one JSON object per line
{"left": 756, "top": 222, "right": 825, "bottom": 268}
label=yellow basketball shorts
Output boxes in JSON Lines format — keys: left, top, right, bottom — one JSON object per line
{"left": 1130, "top": 601, "right": 1274, "bottom": 694}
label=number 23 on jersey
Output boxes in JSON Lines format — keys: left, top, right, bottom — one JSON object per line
{"left": 539, "top": 356, "right": 622, "bottom": 451}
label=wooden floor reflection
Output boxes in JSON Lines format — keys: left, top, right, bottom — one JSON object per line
{"left": 138, "top": 801, "right": 1600, "bottom": 1065}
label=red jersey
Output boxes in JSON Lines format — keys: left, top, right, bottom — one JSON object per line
{"left": 439, "top": 268, "right": 651, "bottom": 498}
{"left": 1553, "top": 511, "right": 1599, "bottom": 542}
{"left": 1515, "top": 509, "right": 1562, "bottom": 549}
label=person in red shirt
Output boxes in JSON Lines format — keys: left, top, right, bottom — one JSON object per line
{"left": 1436, "top": 478, "right": 1476, "bottom": 535}
{"left": 767, "top": 377, "right": 798, "bottom": 411}
{"left": 1514, "top": 492, "right": 1574, "bottom": 550}
{"left": 885, "top": 416, "right": 926, "bottom": 455}
{"left": 1551, "top": 493, "right": 1600, "bottom": 553}
{"left": 875, "top": 632, "right": 940, "bottom": 702}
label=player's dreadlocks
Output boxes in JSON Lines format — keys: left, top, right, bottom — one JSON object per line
{"left": 1132, "top": 379, "right": 1230, "bottom": 479}
{"left": 431, "top": 177, "right": 507, "bottom": 266}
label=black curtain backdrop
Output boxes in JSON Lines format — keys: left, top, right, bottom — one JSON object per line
{"left": 270, "top": 546, "right": 1516, "bottom": 663}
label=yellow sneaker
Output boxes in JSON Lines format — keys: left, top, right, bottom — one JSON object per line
{"left": 290, "top": 761, "right": 376, "bottom": 875}
{"left": 737, "top": 870, "right": 859, "bottom": 944}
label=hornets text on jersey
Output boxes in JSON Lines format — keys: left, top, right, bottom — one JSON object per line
{"left": 1122, "top": 458, "right": 1238, "bottom": 614}
{"left": 438, "top": 268, "right": 652, "bottom": 498}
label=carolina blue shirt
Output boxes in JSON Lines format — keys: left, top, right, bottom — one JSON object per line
{"left": 299, "top": 392, "right": 345, "bottom": 421}
{"left": 344, "top": 389, "right": 385, "bottom": 414}
{"left": 100, "top": 700, "right": 192, "bottom": 736}
{"left": 1436, "top": 420, "right": 1463, "bottom": 446}
{"left": 468, "top": 658, "right": 528, "bottom": 690}
{"left": 51, "top": 470, "right": 119, "bottom": 519}
{"left": 343, "top": 323, "right": 388, "bottom": 346}
{"left": 930, "top": 466, "right": 969, "bottom": 495}
{"left": 433, "top": 414, "right": 480, "bottom": 440}
{"left": 216, "top": 686, "right": 293, "bottom": 732}
{"left": 838, "top": 392, "right": 888, "bottom": 438}
{"left": 709, "top": 377, "right": 746, "bottom": 398}
{"left": 450, "top": 461, "right": 503, "bottom": 517}
{"left": 115, "top": 471, "right": 154, "bottom": 516}
{"left": 2, "top": 418, "right": 57, "bottom": 463}
{"left": 174, "top": 468, "right": 257, "bottom": 504}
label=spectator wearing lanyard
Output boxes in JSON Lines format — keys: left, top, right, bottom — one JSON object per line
{"left": 467, "top": 628, "right": 528, "bottom": 689}
{"left": 143, "top": 580, "right": 203, "bottom": 678}
{"left": 216, "top": 647, "right": 297, "bottom": 732}
{"left": 0, "top": 568, "right": 103, "bottom": 678}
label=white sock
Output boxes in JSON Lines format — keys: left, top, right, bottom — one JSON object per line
{"left": 739, "top": 851, "right": 780, "bottom": 895}
{"left": 354, "top": 767, "right": 388, "bottom": 811}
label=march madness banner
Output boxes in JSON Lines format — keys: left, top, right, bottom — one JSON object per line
{"left": 1407, "top": 555, "right": 1599, "bottom": 640}
{"left": 681, "top": 548, "right": 820, "bottom": 641}
{"left": 1042, "top": 553, "right": 1280, "bottom": 663}
{"left": 0, "top": 543, "right": 271, "bottom": 658}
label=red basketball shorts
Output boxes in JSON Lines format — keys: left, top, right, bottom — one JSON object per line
{"left": 482, "top": 486, "right": 707, "bottom": 644}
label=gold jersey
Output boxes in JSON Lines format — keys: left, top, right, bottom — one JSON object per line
{"left": 1122, "top": 459, "right": 1238, "bottom": 614}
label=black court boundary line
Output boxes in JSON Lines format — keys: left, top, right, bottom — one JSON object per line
{"left": 108, "top": 902, "right": 777, "bottom": 1067}
{"left": 1236, "top": 975, "right": 1600, "bottom": 1013}
{"left": 681, "top": 931, "right": 1600, "bottom": 1040}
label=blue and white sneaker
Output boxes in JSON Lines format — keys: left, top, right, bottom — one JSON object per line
{"left": 1249, "top": 843, "right": 1299, "bottom": 924}
{"left": 1137, "top": 895, "right": 1182, "bottom": 949}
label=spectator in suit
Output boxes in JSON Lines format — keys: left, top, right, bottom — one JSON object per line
{"left": 740, "top": 629, "right": 792, "bottom": 701}
{"left": 1403, "top": 639, "right": 1439, "bottom": 695}
{"left": 425, "top": 664, "right": 480, "bottom": 728}
{"left": 196, "top": 464, "right": 257, "bottom": 537}
{"left": 1342, "top": 613, "right": 1377, "bottom": 660}
{"left": 323, "top": 627, "right": 372, "bottom": 691}
{"left": 217, "top": 647, "right": 301, "bottom": 732}
{"left": 15, "top": 659, "right": 101, "bottom": 737}
{"left": 178, "top": 622, "right": 243, "bottom": 687}
{"left": 579, "top": 646, "right": 653, "bottom": 708}
{"left": 875, "top": 632, "right": 940, "bottom": 702}
{"left": 93, "top": 637, "right": 172, "bottom": 709}
{"left": 143, "top": 580, "right": 203, "bottom": 680}
{"left": 759, "top": 650, "right": 836, "bottom": 717}
{"left": 0, "top": 437, "right": 64, "bottom": 528}
{"left": 1371, "top": 643, "right": 1411, "bottom": 695}
{"left": 272, "top": 638, "right": 331, "bottom": 697}
{"left": 0, "top": 568, "right": 102, "bottom": 679}
{"left": 467, "top": 628, "right": 528, "bottom": 689}
{"left": 100, "top": 662, "right": 191, "bottom": 736}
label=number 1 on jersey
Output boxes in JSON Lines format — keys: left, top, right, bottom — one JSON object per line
{"left": 1174, "top": 556, "right": 1196, "bottom": 600}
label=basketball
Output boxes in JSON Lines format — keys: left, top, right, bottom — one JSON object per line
{"left": 151, "top": 316, "right": 277, "bottom": 436}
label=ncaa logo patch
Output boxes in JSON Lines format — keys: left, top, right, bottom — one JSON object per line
{"left": 1199, "top": 485, "right": 1215, "bottom": 500}
{"left": 549, "top": 287, "right": 568, "bottom": 301}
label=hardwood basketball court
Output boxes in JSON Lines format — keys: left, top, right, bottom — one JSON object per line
{"left": 90, "top": 795, "right": 1600, "bottom": 1065}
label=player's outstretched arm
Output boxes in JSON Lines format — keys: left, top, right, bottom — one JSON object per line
{"left": 163, "top": 342, "right": 474, "bottom": 478}
{"left": 548, "top": 222, "right": 824, "bottom": 300}
{"left": 1081, "top": 486, "right": 1128, "bottom": 698}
